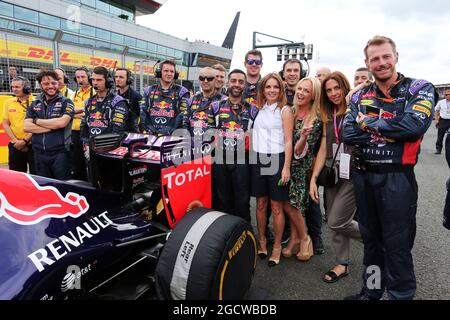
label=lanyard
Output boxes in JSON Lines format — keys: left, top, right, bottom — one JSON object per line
{"left": 333, "top": 107, "right": 344, "bottom": 144}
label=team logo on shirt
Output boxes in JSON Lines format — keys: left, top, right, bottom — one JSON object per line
{"left": 412, "top": 105, "right": 431, "bottom": 117}
{"left": 193, "top": 111, "right": 208, "bottom": 121}
{"left": 155, "top": 101, "right": 170, "bottom": 109}
{"left": 418, "top": 100, "right": 432, "bottom": 110}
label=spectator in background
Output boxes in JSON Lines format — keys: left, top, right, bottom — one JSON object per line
{"left": 115, "top": 68, "right": 142, "bottom": 133}
{"left": 2, "top": 76, "right": 35, "bottom": 173}
{"left": 54, "top": 68, "right": 74, "bottom": 98}
{"left": 8, "top": 66, "right": 17, "bottom": 79}
{"left": 182, "top": 80, "right": 195, "bottom": 97}
{"left": 24, "top": 70, "right": 74, "bottom": 180}
{"left": 213, "top": 64, "right": 227, "bottom": 95}
{"left": 353, "top": 67, "right": 373, "bottom": 88}
{"left": 33, "top": 67, "right": 47, "bottom": 94}
{"left": 315, "top": 67, "right": 331, "bottom": 83}
{"left": 282, "top": 59, "right": 303, "bottom": 106}
{"left": 2, "top": 66, "right": 18, "bottom": 92}
{"left": 434, "top": 89, "right": 450, "bottom": 154}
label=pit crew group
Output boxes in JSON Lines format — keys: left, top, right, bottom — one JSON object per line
{"left": 2, "top": 35, "right": 441, "bottom": 300}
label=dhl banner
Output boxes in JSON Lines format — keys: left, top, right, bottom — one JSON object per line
{"left": 0, "top": 95, "right": 11, "bottom": 164}
{"left": 0, "top": 39, "right": 187, "bottom": 79}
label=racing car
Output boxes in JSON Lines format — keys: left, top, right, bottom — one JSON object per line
{"left": 0, "top": 133, "right": 257, "bottom": 300}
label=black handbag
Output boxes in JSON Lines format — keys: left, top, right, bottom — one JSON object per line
{"left": 317, "top": 143, "right": 341, "bottom": 187}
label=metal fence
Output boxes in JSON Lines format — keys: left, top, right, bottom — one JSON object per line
{"left": 0, "top": 16, "right": 186, "bottom": 95}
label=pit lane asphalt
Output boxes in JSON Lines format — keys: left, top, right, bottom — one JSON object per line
{"left": 249, "top": 125, "right": 450, "bottom": 300}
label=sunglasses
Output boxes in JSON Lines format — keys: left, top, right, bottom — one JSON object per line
{"left": 199, "top": 76, "right": 215, "bottom": 82}
{"left": 246, "top": 59, "right": 262, "bottom": 66}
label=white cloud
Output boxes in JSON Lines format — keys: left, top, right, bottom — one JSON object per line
{"left": 137, "top": 0, "right": 450, "bottom": 85}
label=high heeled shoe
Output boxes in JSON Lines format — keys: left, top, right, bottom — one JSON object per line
{"left": 258, "top": 239, "right": 268, "bottom": 259}
{"left": 297, "top": 236, "right": 314, "bottom": 262}
{"left": 281, "top": 239, "right": 300, "bottom": 258}
{"left": 268, "top": 246, "right": 282, "bottom": 267}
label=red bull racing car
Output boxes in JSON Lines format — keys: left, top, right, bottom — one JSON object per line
{"left": 0, "top": 133, "right": 256, "bottom": 300}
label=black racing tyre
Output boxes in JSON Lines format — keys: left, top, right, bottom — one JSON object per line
{"left": 155, "top": 208, "right": 257, "bottom": 300}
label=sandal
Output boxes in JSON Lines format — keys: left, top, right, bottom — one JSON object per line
{"left": 323, "top": 265, "right": 349, "bottom": 283}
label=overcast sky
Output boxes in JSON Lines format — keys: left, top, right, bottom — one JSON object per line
{"left": 137, "top": 0, "right": 450, "bottom": 85}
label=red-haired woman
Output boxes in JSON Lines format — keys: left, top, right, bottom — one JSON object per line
{"left": 252, "top": 73, "right": 311, "bottom": 266}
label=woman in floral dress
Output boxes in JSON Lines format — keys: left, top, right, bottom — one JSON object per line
{"left": 281, "top": 77, "right": 322, "bottom": 261}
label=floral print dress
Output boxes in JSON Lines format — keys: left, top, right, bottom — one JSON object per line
{"left": 289, "top": 116, "right": 322, "bottom": 213}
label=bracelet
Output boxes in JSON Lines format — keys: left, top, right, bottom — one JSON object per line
{"left": 32, "top": 118, "right": 37, "bottom": 125}
{"left": 23, "top": 138, "right": 29, "bottom": 144}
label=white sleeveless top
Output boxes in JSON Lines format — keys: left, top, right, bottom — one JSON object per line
{"left": 252, "top": 103, "right": 290, "bottom": 154}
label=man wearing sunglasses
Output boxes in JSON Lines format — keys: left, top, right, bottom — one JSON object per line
{"left": 243, "top": 50, "right": 263, "bottom": 106}
{"left": 434, "top": 89, "right": 450, "bottom": 154}
{"left": 184, "top": 67, "right": 225, "bottom": 137}
{"left": 183, "top": 67, "right": 226, "bottom": 209}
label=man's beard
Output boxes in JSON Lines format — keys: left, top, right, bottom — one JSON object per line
{"left": 43, "top": 89, "right": 57, "bottom": 97}
{"left": 229, "top": 88, "right": 243, "bottom": 98}
{"left": 373, "top": 67, "right": 395, "bottom": 83}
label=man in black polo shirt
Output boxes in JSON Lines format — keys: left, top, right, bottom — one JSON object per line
{"left": 115, "top": 68, "right": 142, "bottom": 133}
{"left": 24, "top": 70, "right": 74, "bottom": 180}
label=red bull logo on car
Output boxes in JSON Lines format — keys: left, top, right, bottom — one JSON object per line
{"left": 0, "top": 170, "right": 89, "bottom": 225}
